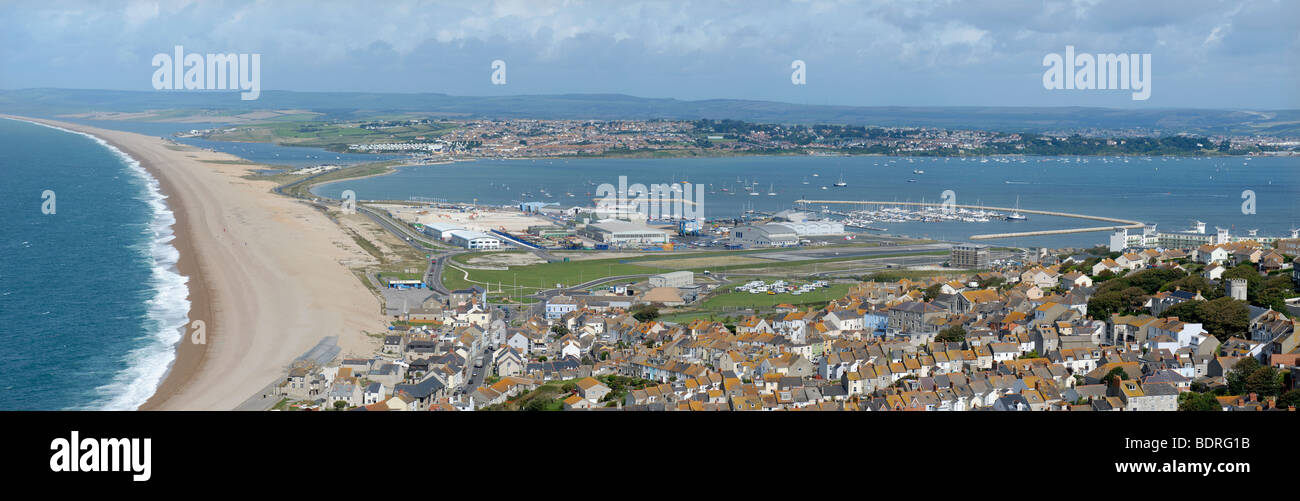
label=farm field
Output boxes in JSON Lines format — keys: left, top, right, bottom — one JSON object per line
{"left": 204, "top": 120, "right": 459, "bottom": 151}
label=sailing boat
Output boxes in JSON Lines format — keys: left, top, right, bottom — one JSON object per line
{"left": 1006, "top": 196, "right": 1027, "bottom": 221}
{"left": 767, "top": 183, "right": 777, "bottom": 196}
{"left": 833, "top": 172, "right": 848, "bottom": 187}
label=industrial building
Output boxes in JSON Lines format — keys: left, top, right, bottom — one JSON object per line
{"left": 769, "top": 211, "right": 846, "bottom": 236}
{"left": 649, "top": 271, "right": 694, "bottom": 288}
{"left": 445, "top": 229, "right": 502, "bottom": 249}
{"left": 730, "top": 224, "right": 799, "bottom": 248}
{"left": 773, "top": 220, "right": 845, "bottom": 236}
{"left": 527, "top": 225, "right": 575, "bottom": 238}
{"left": 579, "top": 220, "right": 670, "bottom": 246}
{"left": 950, "top": 243, "right": 990, "bottom": 268}
{"left": 422, "top": 222, "right": 465, "bottom": 241}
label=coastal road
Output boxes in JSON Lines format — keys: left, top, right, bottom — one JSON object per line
{"left": 234, "top": 381, "right": 284, "bottom": 411}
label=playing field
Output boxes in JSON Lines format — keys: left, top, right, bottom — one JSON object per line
{"left": 441, "top": 248, "right": 946, "bottom": 299}
{"left": 697, "top": 283, "right": 852, "bottom": 309}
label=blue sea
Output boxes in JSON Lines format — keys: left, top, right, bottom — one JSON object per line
{"left": 312, "top": 155, "right": 1300, "bottom": 248}
{"left": 0, "top": 118, "right": 189, "bottom": 410}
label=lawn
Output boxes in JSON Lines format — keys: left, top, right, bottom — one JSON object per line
{"left": 442, "top": 254, "right": 661, "bottom": 294}
{"left": 698, "top": 283, "right": 852, "bottom": 310}
{"left": 442, "top": 248, "right": 947, "bottom": 299}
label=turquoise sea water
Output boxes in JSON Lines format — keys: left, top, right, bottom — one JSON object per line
{"left": 312, "top": 155, "right": 1300, "bottom": 248}
{"left": 0, "top": 118, "right": 188, "bottom": 410}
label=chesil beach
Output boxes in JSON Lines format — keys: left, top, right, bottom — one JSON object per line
{"left": 0, "top": 116, "right": 384, "bottom": 410}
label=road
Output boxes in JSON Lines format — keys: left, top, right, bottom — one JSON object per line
{"left": 458, "top": 347, "right": 496, "bottom": 396}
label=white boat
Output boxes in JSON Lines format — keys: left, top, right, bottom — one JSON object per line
{"left": 1006, "top": 196, "right": 1027, "bottom": 221}
{"left": 833, "top": 173, "right": 848, "bottom": 187}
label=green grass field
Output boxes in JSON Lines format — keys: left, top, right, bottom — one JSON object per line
{"left": 207, "top": 120, "right": 459, "bottom": 152}
{"left": 697, "top": 283, "right": 852, "bottom": 310}
{"left": 442, "top": 249, "right": 947, "bottom": 300}
{"left": 442, "top": 254, "right": 660, "bottom": 294}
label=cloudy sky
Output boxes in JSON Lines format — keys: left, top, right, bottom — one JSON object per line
{"left": 2, "top": 0, "right": 1295, "bottom": 109}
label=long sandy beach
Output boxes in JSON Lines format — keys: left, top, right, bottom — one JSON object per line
{"left": 16, "top": 117, "right": 385, "bottom": 411}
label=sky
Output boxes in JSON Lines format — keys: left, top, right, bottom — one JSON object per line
{"left": 1, "top": 0, "right": 1296, "bottom": 109}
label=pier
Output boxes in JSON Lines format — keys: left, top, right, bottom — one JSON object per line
{"left": 794, "top": 200, "right": 1144, "bottom": 240}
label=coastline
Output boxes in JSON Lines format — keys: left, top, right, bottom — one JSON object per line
{"left": 7, "top": 115, "right": 385, "bottom": 410}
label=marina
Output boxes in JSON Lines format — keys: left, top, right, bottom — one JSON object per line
{"left": 798, "top": 200, "right": 1143, "bottom": 239}
{"left": 314, "top": 154, "right": 1299, "bottom": 247}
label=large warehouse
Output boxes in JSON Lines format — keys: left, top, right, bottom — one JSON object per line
{"left": 769, "top": 211, "right": 845, "bottom": 236}
{"left": 649, "top": 271, "right": 694, "bottom": 288}
{"left": 445, "top": 229, "right": 503, "bottom": 249}
{"left": 730, "top": 224, "right": 799, "bottom": 248}
{"left": 422, "top": 222, "right": 465, "bottom": 241}
{"left": 579, "top": 220, "right": 670, "bottom": 246}
{"left": 773, "top": 220, "right": 845, "bottom": 236}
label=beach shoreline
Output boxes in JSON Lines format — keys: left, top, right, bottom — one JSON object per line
{"left": 8, "top": 115, "right": 385, "bottom": 410}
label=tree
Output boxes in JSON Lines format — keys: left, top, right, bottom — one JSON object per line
{"left": 1162, "top": 275, "right": 1223, "bottom": 299}
{"left": 551, "top": 324, "right": 570, "bottom": 336}
{"left": 1087, "top": 291, "right": 1125, "bottom": 319}
{"left": 936, "top": 325, "right": 966, "bottom": 343}
{"left": 1256, "top": 274, "right": 1299, "bottom": 312}
{"left": 1226, "top": 357, "right": 1261, "bottom": 395}
{"left": 1119, "top": 286, "right": 1148, "bottom": 311}
{"left": 1104, "top": 366, "right": 1128, "bottom": 391}
{"left": 1161, "top": 302, "right": 1201, "bottom": 327}
{"left": 1243, "top": 366, "right": 1281, "bottom": 397}
{"left": 1124, "top": 268, "right": 1186, "bottom": 294}
{"left": 632, "top": 305, "right": 660, "bottom": 322}
{"left": 1278, "top": 389, "right": 1300, "bottom": 409}
{"left": 1197, "top": 297, "right": 1248, "bottom": 341}
{"left": 333, "top": 400, "right": 348, "bottom": 411}
{"left": 1177, "top": 392, "right": 1222, "bottom": 411}
{"left": 924, "top": 283, "right": 944, "bottom": 301}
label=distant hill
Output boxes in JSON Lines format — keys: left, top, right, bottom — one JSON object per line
{"left": 3, "top": 88, "right": 1298, "bottom": 136}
